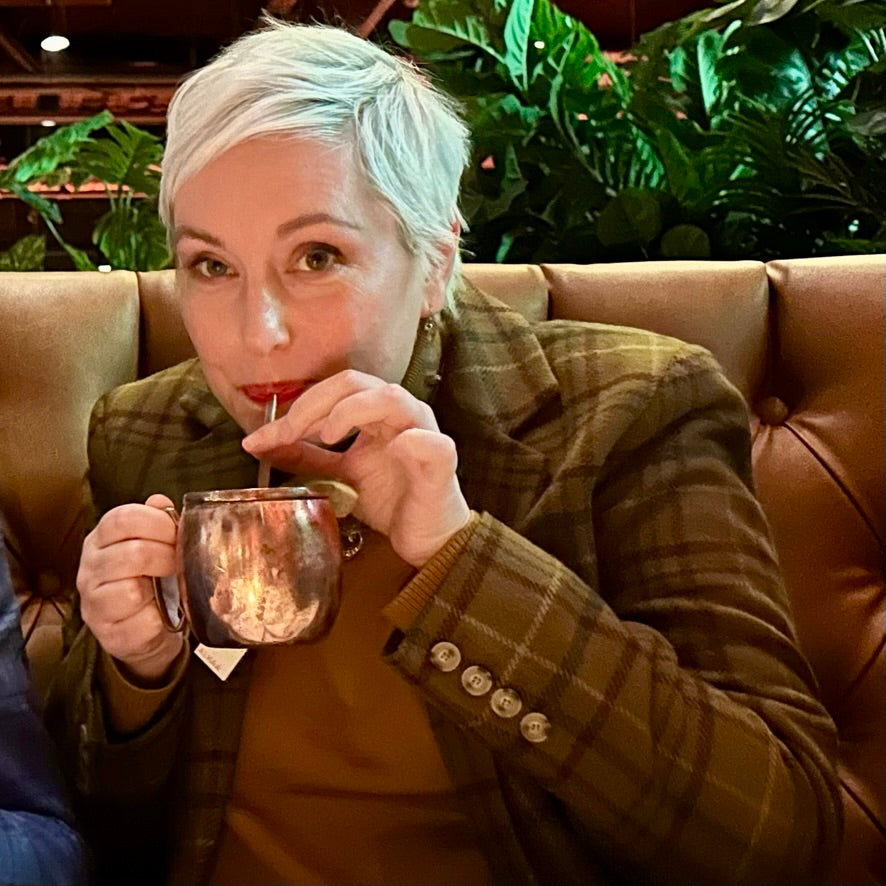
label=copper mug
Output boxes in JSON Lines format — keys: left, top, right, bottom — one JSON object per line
{"left": 153, "top": 487, "right": 342, "bottom": 648}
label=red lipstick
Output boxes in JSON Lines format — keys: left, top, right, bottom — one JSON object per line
{"left": 241, "top": 383, "right": 306, "bottom": 405}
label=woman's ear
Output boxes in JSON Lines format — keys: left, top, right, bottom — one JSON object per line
{"left": 421, "top": 222, "right": 460, "bottom": 316}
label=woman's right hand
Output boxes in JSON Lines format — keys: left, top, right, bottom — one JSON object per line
{"left": 77, "top": 493, "right": 184, "bottom": 684}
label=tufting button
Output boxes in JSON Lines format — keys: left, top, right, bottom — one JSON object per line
{"left": 756, "top": 396, "right": 790, "bottom": 426}
{"left": 490, "top": 687, "right": 523, "bottom": 718}
{"left": 429, "top": 641, "right": 461, "bottom": 672}
{"left": 520, "top": 712, "right": 551, "bottom": 744}
{"left": 37, "top": 572, "right": 62, "bottom": 599}
{"left": 461, "top": 665, "right": 493, "bottom": 697}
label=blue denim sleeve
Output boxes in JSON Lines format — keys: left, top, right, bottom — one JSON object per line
{"left": 0, "top": 811, "right": 86, "bottom": 886}
{"left": 0, "top": 539, "right": 87, "bottom": 886}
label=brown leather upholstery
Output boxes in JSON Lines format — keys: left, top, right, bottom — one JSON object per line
{"left": 757, "top": 257, "right": 885, "bottom": 884}
{"left": 544, "top": 259, "right": 770, "bottom": 399}
{"left": 1, "top": 257, "right": 883, "bottom": 883}
{"left": 0, "top": 270, "right": 140, "bottom": 695}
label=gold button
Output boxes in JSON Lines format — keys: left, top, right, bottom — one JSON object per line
{"left": 520, "top": 712, "right": 551, "bottom": 743}
{"left": 490, "top": 687, "right": 522, "bottom": 718}
{"left": 429, "top": 641, "right": 461, "bottom": 672}
{"left": 461, "top": 665, "right": 493, "bottom": 697}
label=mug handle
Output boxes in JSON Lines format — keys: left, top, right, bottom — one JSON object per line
{"left": 151, "top": 506, "right": 185, "bottom": 633}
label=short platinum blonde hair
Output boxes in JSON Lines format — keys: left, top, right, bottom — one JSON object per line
{"left": 159, "top": 19, "right": 470, "bottom": 290}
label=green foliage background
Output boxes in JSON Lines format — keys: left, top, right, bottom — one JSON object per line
{"left": 1, "top": 0, "right": 883, "bottom": 269}
{"left": 0, "top": 111, "right": 169, "bottom": 271}
{"left": 389, "top": 0, "right": 886, "bottom": 262}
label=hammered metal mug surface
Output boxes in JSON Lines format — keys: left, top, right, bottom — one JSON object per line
{"left": 154, "top": 487, "right": 342, "bottom": 648}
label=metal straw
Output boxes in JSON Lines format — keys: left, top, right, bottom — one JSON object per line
{"left": 256, "top": 393, "right": 277, "bottom": 488}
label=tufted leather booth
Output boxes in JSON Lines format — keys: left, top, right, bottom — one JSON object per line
{"left": 0, "top": 257, "right": 883, "bottom": 883}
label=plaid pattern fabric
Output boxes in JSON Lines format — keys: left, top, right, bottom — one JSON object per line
{"left": 48, "top": 281, "right": 840, "bottom": 885}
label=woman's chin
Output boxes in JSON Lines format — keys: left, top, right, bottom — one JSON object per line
{"left": 224, "top": 402, "right": 263, "bottom": 436}
{"left": 233, "top": 398, "right": 292, "bottom": 436}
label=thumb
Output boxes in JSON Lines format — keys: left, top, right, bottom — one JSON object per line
{"left": 145, "top": 493, "right": 176, "bottom": 511}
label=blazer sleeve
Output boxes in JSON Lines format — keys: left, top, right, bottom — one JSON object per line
{"left": 0, "top": 537, "right": 87, "bottom": 886}
{"left": 385, "top": 344, "right": 841, "bottom": 884}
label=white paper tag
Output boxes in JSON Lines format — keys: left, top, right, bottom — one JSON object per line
{"left": 195, "top": 644, "right": 247, "bottom": 681}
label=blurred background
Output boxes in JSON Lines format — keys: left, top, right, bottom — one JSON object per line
{"left": 1, "top": 0, "right": 883, "bottom": 268}
{"left": 0, "top": 1, "right": 706, "bottom": 154}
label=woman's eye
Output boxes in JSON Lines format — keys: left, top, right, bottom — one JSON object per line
{"left": 193, "top": 257, "right": 230, "bottom": 278}
{"left": 296, "top": 245, "right": 341, "bottom": 272}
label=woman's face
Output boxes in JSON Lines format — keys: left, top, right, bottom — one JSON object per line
{"left": 172, "top": 137, "right": 450, "bottom": 433}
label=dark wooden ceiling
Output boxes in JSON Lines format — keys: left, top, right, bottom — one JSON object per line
{"left": 0, "top": 1, "right": 710, "bottom": 77}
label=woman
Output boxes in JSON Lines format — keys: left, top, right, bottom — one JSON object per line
{"left": 48, "top": 19, "right": 841, "bottom": 886}
{"left": 0, "top": 529, "right": 86, "bottom": 886}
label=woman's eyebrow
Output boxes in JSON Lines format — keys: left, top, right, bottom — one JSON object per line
{"left": 172, "top": 214, "right": 361, "bottom": 248}
{"left": 277, "top": 213, "right": 361, "bottom": 237}
{"left": 173, "top": 226, "right": 223, "bottom": 248}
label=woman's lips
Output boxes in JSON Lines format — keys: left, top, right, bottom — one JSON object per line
{"left": 241, "top": 383, "right": 306, "bottom": 405}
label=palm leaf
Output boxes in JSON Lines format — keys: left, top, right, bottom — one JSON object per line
{"left": 74, "top": 121, "right": 163, "bottom": 196}
{"left": 0, "top": 111, "right": 113, "bottom": 188}
{"left": 392, "top": 0, "right": 508, "bottom": 63}
{"left": 0, "top": 235, "right": 46, "bottom": 271}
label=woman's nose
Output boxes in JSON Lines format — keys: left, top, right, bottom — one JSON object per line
{"left": 242, "top": 282, "right": 292, "bottom": 354}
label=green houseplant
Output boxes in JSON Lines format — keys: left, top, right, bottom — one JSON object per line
{"left": 2, "top": 0, "right": 882, "bottom": 268}
{"left": 387, "top": 0, "right": 886, "bottom": 262}
{"left": 0, "top": 110, "right": 170, "bottom": 271}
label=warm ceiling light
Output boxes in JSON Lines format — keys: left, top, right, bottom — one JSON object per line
{"left": 41, "top": 35, "right": 70, "bottom": 53}
{"left": 41, "top": 119, "right": 57, "bottom": 127}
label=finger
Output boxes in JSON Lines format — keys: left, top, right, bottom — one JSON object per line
{"left": 389, "top": 427, "right": 459, "bottom": 486}
{"left": 320, "top": 384, "right": 437, "bottom": 445}
{"left": 80, "top": 537, "right": 177, "bottom": 590}
{"left": 145, "top": 493, "right": 175, "bottom": 511}
{"left": 385, "top": 429, "right": 470, "bottom": 567}
{"left": 81, "top": 576, "right": 157, "bottom": 627}
{"left": 243, "top": 369, "right": 382, "bottom": 452}
{"left": 244, "top": 381, "right": 433, "bottom": 455}
{"left": 91, "top": 502, "right": 178, "bottom": 550}
{"left": 93, "top": 599, "right": 173, "bottom": 663}
{"left": 239, "top": 437, "right": 344, "bottom": 477}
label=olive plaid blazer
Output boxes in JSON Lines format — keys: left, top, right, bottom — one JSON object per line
{"left": 48, "top": 282, "right": 841, "bottom": 885}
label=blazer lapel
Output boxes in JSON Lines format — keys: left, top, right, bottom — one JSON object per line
{"left": 441, "top": 280, "right": 559, "bottom": 433}
{"left": 157, "top": 360, "right": 258, "bottom": 504}
{"left": 437, "top": 281, "right": 556, "bottom": 528}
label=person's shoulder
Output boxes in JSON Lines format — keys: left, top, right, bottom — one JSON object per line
{"left": 88, "top": 357, "right": 211, "bottom": 465}
{"left": 454, "top": 276, "right": 725, "bottom": 397}
{"left": 96, "top": 357, "right": 203, "bottom": 418}
{"left": 86, "top": 358, "right": 228, "bottom": 514}
{"left": 535, "top": 316, "right": 722, "bottom": 393}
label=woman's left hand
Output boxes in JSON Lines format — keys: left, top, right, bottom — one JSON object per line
{"left": 242, "top": 370, "right": 471, "bottom": 567}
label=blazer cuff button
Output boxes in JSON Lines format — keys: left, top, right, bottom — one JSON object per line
{"left": 490, "top": 687, "right": 522, "bottom": 718}
{"left": 461, "top": 665, "right": 493, "bottom": 696}
{"left": 520, "top": 712, "right": 551, "bottom": 743}
{"left": 429, "top": 641, "right": 461, "bottom": 672}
